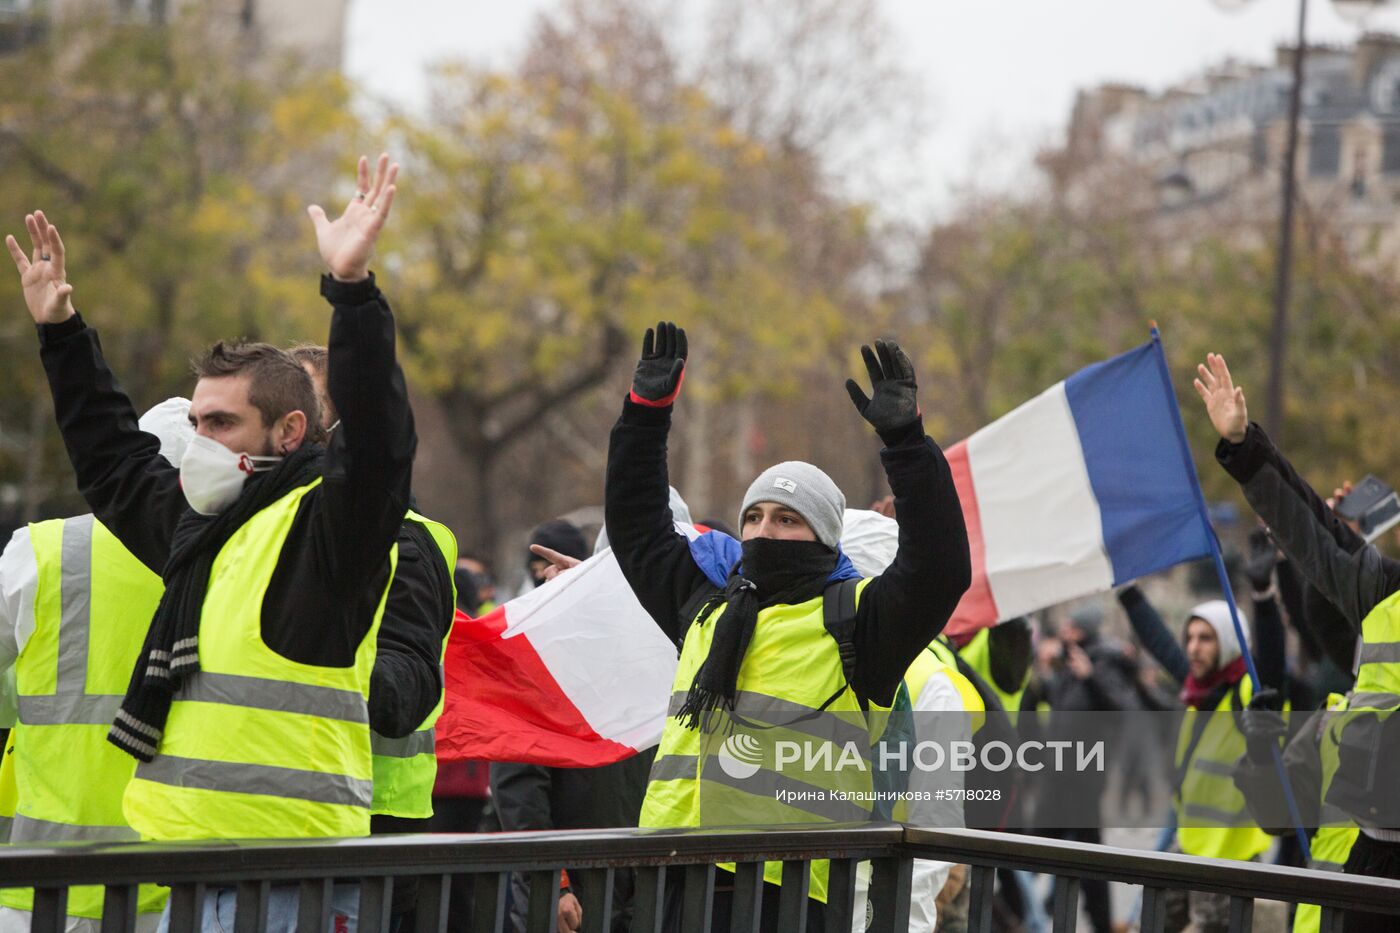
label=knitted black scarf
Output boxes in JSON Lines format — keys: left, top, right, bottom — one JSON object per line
{"left": 108, "top": 444, "right": 324, "bottom": 762}
{"left": 675, "top": 538, "right": 837, "bottom": 733}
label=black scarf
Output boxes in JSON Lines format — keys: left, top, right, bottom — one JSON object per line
{"left": 675, "top": 538, "right": 837, "bottom": 733}
{"left": 108, "top": 444, "right": 324, "bottom": 762}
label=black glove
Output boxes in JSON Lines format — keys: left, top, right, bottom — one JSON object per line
{"left": 1241, "top": 687, "right": 1287, "bottom": 764}
{"left": 845, "top": 338, "right": 919, "bottom": 437}
{"left": 629, "top": 321, "right": 687, "bottom": 407}
{"left": 1244, "top": 527, "right": 1278, "bottom": 594}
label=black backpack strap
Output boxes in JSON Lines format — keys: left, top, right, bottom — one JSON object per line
{"left": 676, "top": 582, "right": 725, "bottom": 648}
{"left": 822, "top": 578, "right": 865, "bottom": 710}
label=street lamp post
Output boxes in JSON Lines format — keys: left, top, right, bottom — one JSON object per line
{"left": 1266, "top": 0, "right": 1308, "bottom": 444}
{"left": 1215, "top": 0, "right": 1394, "bottom": 444}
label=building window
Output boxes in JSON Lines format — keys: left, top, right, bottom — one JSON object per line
{"left": 1308, "top": 125, "right": 1341, "bottom": 177}
{"left": 1383, "top": 125, "right": 1400, "bottom": 175}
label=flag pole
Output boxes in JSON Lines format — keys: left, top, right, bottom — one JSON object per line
{"left": 1146, "top": 326, "right": 1312, "bottom": 863}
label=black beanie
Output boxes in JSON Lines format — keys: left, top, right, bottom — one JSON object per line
{"left": 528, "top": 520, "right": 589, "bottom": 567}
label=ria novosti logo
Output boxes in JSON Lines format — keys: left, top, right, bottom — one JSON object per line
{"left": 718, "top": 732, "right": 764, "bottom": 780}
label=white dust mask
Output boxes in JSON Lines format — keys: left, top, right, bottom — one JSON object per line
{"left": 179, "top": 434, "right": 282, "bottom": 515}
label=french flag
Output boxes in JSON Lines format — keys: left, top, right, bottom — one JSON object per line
{"left": 436, "top": 333, "right": 1218, "bottom": 765}
{"left": 943, "top": 334, "right": 1215, "bottom": 637}
{"left": 435, "top": 549, "right": 679, "bottom": 768}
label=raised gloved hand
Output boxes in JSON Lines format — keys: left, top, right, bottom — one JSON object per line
{"left": 1244, "top": 527, "right": 1278, "bottom": 594}
{"left": 629, "top": 321, "right": 687, "bottom": 407}
{"left": 1241, "top": 687, "right": 1287, "bottom": 764}
{"left": 845, "top": 338, "right": 919, "bottom": 436}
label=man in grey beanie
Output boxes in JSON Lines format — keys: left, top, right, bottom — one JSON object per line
{"left": 604, "top": 321, "right": 971, "bottom": 931}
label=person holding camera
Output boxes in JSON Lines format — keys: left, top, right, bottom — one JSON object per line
{"left": 1196, "top": 352, "right": 1400, "bottom": 933}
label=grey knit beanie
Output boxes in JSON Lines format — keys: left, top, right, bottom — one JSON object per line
{"left": 739, "top": 461, "right": 846, "bottom": 550}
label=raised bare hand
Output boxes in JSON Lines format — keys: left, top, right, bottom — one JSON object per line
{"left": 1192, "top": 352, "right": 1248, "bottom": 444}
{"left": 307, "top": 153, "right": 399, "bottom": 282}
{"left": 6, "top": 210, "right": 75, "bottom": 324}
{"left": 530, "top": 544, "right": 582, "bottom": 582}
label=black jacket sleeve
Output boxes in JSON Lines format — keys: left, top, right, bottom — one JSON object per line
{"left": 603, "top": 399, "right": 712, "bottom": 642}
{"left": 36, "top": 313, "right": 185, "bottom": 573}
{"left": 1118, "top": 585, "right": 1190, "bottom": 685}
{"left": 1217, "top": 423, "right": 1400, "bottom": 630}
{"left": 369, "top": 521, "right": 454, "bottom": 738}
{"left": 1253, "top": 593, "right": 1286, "bottom": 691}
{"left": 850, "top": 419, "right": 972, "bottom": 706}
{"left": 314, "top": 274, "right": 417, "bottom": 591}
{"left": 1233, "top": 707, "right": 1326, "bottom": 832}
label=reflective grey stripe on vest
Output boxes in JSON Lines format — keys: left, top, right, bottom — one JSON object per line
{"left": 1181, "top": 803, "right": 1253, "bottom": 826}
{"left": 1349, "top": 691, "right": 1400, "bottom": 710}
{"left": 1308, "top": 859, "right": 1347, "bottom": 872}
{"left": 178, "top": 672, "right": 368, "bottom": 724}
{"left": 648, "top": 753, "right": 872, "bottom": 821}
{"left": 667, "top": 690, "right": 869, "bottom": 750}
{"left": 1321, "top": 804, "right": 1354, "bottom": 826}
{"left": 10, "top": 813, "right": 140, "bottom": 844}
{"left": 697, "top": 755, "right": 871, "bottom": 822}
{"left": 56, "top": 515, "right": 95, "bottom": 694}
{"left": 371, "top": 727, "right": 435, "bottom": 759}
{"left": 1358, "top": 641, "right": 1400, "bottom": 665}
{"left": 17, "top": 693, "right": 123, "bottom": 725}
{"left": 1189, "top": 758, "right": 1237, "bottom": 779}
{"left": 136, "top": 754, "right": 372, "bottom": 808}
{"left": 650, "top": 753, "right": 700, "bottom": 783}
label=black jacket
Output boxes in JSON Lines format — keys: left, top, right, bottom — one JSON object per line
{"left": 1217, "top": 423, "right": 1400, "bottom": 638}
{"left": 37, "top": 274, "right": 434, "bottom": 736}
{"left": 603, "top": 397, "right": 971, "bottom": 708}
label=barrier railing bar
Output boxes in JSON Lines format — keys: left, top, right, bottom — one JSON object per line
{"left": 525, "top": 869, "right": 560, "bottom": 933}
{"left": 967, "top": 863, "right": 995, "bottom": 933}
{"left": 681, "top": 863, "right": 716, "bottom": 933}
{"left": 413, "top": 873, "right": 449, "bottom": 933}
{"left": 168, "top": 882, "right": 204, "bottom": 933}
{"left": 296, "top": 877, "right": 331, "bottom": 933}
{"left": 471, "top": 871, "right": 508, "bottom": 933}
{"left": 868, "top": 856, "right": 912, "bottom": 933}
{"left": 31, "top": 886, "right": 66, "bottom": 933}
{"left": 1050, "top": 875, "right": 1079, "bottom": 933}
{"left": 1139, "top": 885, "right": 1167, "bottom": 933}
{"left": 1228, "top": 894, "right": 1254, "bottom": 933}
{"left": 102, "top": 882, "right": 138, "bottom": 933}
{"left": 776, "top": 860, "right": 810, "bottom": 933}
{"left": 730, "top": 861, "right": 764, "bottom": 933}
{"left": 232, "top": 879, "right": 268, "bottom": 933}
{"left": 572, "top": 867, "right": 613, "bottom": 933}
{"left": 631, "top": 866, "right": 666, "bottom": 933}
{"left": 824, "top": 858, "right": 859, "bottom": 933}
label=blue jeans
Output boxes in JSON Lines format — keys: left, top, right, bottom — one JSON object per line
{"left": 155, "top": 883, "right": 359, "bottom": 933}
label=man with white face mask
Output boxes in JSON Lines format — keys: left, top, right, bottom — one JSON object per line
{"left": 8, "top": 154, "right": 416, "bottom": 930}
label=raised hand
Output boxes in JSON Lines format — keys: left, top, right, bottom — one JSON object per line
{"left": 6, "top": 211, "right": 75, "bottom": 324}
{"left": 1192, "top": 352, "right": 1248, "bottom": 444}
{"left": 629, "top": 321, "right": 687, "bottom": 407}
{"left": 845, "top": 338, "right": 919, "bottom": 435}
{"left": 529, "top": 544, "right": 582, "bottom": 583}
{"left": 307, "top": 153, "right": 399, "bottom": 283}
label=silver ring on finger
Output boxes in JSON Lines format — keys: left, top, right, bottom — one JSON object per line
{"left": 40, "top": 254, "right": 50, "bottom": 261}
{"left": 355, "top": 191, "right": 368, "bottom": 201}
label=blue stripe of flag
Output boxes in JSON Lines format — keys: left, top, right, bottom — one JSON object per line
{"left": 1063, "top": 343, "right": 1214, "bottom": 585}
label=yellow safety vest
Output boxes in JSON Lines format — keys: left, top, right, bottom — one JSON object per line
{"left": 122, "top": 480, "right": 394, "bottom": 840}
{"left": 1293, "top": 694, "right": 1360, "bottom": 933}
{"left": 369, "top": 511, "right": 458, "bottom": 819}
{"left": 1175, "top": 675, "right": 1273, "bottom": 861}
{"left": 641, "top": 578, "right": 891, "bottom": 903}
{"left": 927, "top": 639, "right": 986, "bottom": 734}
{"left": 0, "top": 516, "right": 167, "bottom": 918}
{"left": 958, "top": 627, "right": 1028, "bottom": 715}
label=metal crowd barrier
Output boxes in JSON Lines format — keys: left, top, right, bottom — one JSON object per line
{"left": 3, "top": 824, "right": 1400, "bottom": 932}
